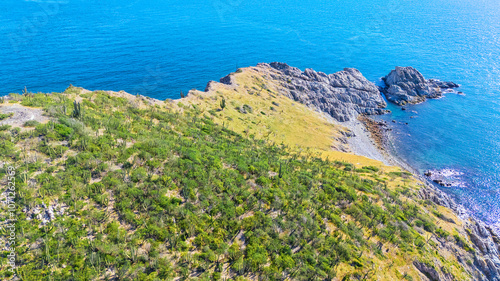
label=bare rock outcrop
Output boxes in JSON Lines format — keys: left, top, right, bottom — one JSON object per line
{"left": 468, "top": 220, "right": 500, "bottom": 281}
{"left": 418, "top": 182, "right": 500, "bottom": 280}
{"left": 414, "top": 260, "right": 455, "bottom": 281}
{"left": 382, "top": 66, "right": 459, "bottom": 105}
{"left": 266, "top": 62, "right": 388, "bottom": 122}
{"left": 217, "top": 62, "right": 388, "bottom": 122}
{"left": 22, "top": 201, "right": 67, "bottom": 226}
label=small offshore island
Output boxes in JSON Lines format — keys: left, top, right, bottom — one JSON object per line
{"left": 0, "top": 63, "right": 499, "bottom": 280}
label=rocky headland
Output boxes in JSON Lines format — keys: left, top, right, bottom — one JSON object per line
{"left": 213, "top": 62, "right": 499, "bottom": 280}
{"left": 218, "top": 62, "right": 389, "bottom": 122}
{"left": 264, "top": 62, "right": 389, "bottom": 121}
{"left": 3, "top": 62, "right": 497, "bottom": 280}
{"left": 217, "top": 63, "right": 461, "bottom": 122}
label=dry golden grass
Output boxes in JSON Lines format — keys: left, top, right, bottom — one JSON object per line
{"left": 176, "top": 66, "right": 396, "bottom": 170}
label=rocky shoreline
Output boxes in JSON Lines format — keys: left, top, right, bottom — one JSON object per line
{"left": 380, "top": 66, "right": 460, "bottom": 105}
{"left": 158, "top": 61, "right": 499, "bottom": 280}
{"left": 361, "top": 114, "right": 500, "bottom": 280}
{"left": 249, "top": 62, "right": 500, "bottom": 280}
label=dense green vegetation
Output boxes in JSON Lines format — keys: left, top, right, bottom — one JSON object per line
{"left": 0, "top": 91, "right": 470, "bottom": 280}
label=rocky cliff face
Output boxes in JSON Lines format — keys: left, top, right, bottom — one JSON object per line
{"left": 469, "top": 221, "right": 500, "bottom": 281}
{"left": 418, "top": 183, "right": 500, "bottom": 281}
{"left": 381, "top": 66, "right": 459, "bottom": 105}
{"left": 267, "top": 62, "right": 388, "bottom": 121}
{"left": 217, "top": 63, "right": 462, "bottom": 119}
{"left": 218, "top": 62, "right": 388, "bottom": 122}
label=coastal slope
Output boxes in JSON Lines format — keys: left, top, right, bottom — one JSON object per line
{"left": 0, "top": 64, "right": 498, "bottom": 280}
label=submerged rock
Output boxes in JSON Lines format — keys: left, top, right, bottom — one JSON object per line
{"left": 424, "top": 169, "right": 465, "bottom": 188}
{"left": 381, "top": 66, "right": 459, "bottom": 105}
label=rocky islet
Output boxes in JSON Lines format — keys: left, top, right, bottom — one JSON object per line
{"left": 381, "top": 66, "right": 460, "bottom": 105}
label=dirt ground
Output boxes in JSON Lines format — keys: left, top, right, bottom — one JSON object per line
{"left": 0, "top": 102, "right": 49, "bottom": 127}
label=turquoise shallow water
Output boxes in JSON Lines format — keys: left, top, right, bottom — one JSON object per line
{"left": 1, "top": 0, "right": 500, "bottom": 227}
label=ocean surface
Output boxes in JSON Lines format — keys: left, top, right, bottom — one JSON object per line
{"left": 1, "top": 0, "right": 499, "bottom": 228}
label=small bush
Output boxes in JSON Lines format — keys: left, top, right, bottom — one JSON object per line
{"left": 24, "top": 120, "right": 40, "bottom": 127}
{"left": 362, "top": 166, "right": 380, "bottom": 172}
{"left": 130, "top": 167, "right": 147, "bottom": 182}
{"left": 54, "top": 123, "right": 73, "bottom": 139}
{"left": 256, "top": 176, "right": 270, "bottom": 186}
{"left": 0, "top": 112, "right": 14, "bottom": 121}
{"left": 0, "top": 124, "right": 11, "bottom": 131}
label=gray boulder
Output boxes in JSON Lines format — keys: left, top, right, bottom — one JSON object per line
{"left": 382, "top": 66, "right": 459, "bottom": 105}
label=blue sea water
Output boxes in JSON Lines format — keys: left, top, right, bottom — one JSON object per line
{"left": 1, "top": 0, "right": 500, "bottom": 227}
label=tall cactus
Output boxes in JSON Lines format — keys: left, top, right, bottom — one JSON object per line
{"left": 72, "top": 101, "right": 84, "bottom": 120}
{"left": 72, "top": 101, "right": 80, "bottom": 118}
{"left": 220, "top": 98, "right": 226, "bottom": 110}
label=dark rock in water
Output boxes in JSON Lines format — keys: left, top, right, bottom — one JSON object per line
{"left": 401, "top": 107, "right": 407, "bottom": 111}
{"left": 424, "top": 169, "right": 465, "bottom": 188}
{"left": 429, "top": 78, "right": 459, "bottom": 89}
{"left": 381, "top": 66, "right": 459, "bottom": 106}
{"left": 256, "top": 62, "right": 388, "bottom": 122}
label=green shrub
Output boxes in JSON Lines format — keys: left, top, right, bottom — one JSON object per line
{"left": 0, "top": 124, "right": 11, "bottom": 131}
{"left": 54, "top": 123, "right": 73, "bottom": 139}
{"left": 0, "top": 112, "right": 14, "bottom": 120}
{"left": 256, "top": 176, "right": 270, "bottom": 186}
{"left": 130, "top": 167, "right": 147, "bottom": 182}
{"left": 435, "top": 228, "right": 449, "bottom": 238}
{"left": 362, "top": 165, "right": 380, "bottom": 172}
{"left": 23, "top": 120, "right": 40, "bottom": 127}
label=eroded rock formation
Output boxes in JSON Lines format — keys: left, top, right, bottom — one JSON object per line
{"left": 381, "top": 66, "right": 459, "bottom": 105}
{"left": 217, "top": 62, "right": 388, "bottom": 122}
